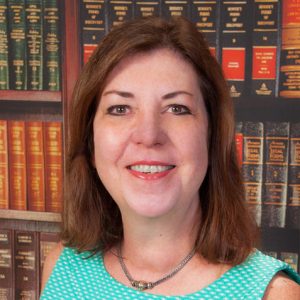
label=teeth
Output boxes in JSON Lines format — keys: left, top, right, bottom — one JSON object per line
{"left": 129, "top": 165, "right": 174, "bottom": 174}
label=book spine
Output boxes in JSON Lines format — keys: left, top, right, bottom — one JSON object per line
{"left": 161, "top": 0, "right": 189, "bottom": 19}
{"left": 7, "top": 0, "right": 26, "bottom": 90}
{"left": 134, "top": 0, "right": 160, "bottom": 18}
{"left": 80, "top": 0, "right": 107, "bottom": 65}
{"left": 262, "top": 122, "right": 290, "bottom": 228}
{"left": 107, "top": 0, "right": 134, "bottom": 30}
{"left": 43, "top": 0, "right": 61, "bottom": 91}
{"left": 251, "top": 0, "right": 279, "bottom": 97}
{"left": 220, "top": 0, "right": 250, "bottom": 98}
{"left": 0, "top": 0, "right": 9, "bottom": 89}
{"left": 242, "top": 121, "right": 264, "bottom": 226}
{"left": 0, "top": 120, "right": 8, "bottom": 209}
{"left": 278, "top": 0, "right": 300, "bottom": 98}
{"left": 0, "top": 229, "right": 13, "bottom": 300}
{"left": 26, "top": 121, "right": 45, "bottom": 212}
{"left": 190, "top": 0, "right": 220, "bottom": 58}
{"left": 8, "top": 120, "right": 26, "bottom": 210}
{"left": 286, "top": 122, "right": 300, "bottom": 229}
{"left": 25, "top": 0, "right": 43, "bottom": 90}
{"left": 14, "top": 230, "right": 38, "bottom": 299}
{"left": 235, "top": 121, "right": 243, "bottom": 167}
{"left": 280, "top": 252, "right": 298, "bottom": 272}
{"left": 44, "top": 121, "right": 63, "bottom": 212}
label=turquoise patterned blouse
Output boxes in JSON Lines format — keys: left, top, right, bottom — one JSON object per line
{"left": 40, "top": 247, "right": 300, "bottom": 299}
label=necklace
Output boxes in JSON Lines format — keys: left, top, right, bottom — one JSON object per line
{"left": 117, "top": 246, "right": 196, "bottom": 291}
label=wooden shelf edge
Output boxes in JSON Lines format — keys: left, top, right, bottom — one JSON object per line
{"left": 0, "top": 209, "right": 62, "bottom": 222}
{"left": 0, "top": 90, "right": 62, "bottom": 102}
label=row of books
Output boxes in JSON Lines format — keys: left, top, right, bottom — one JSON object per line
{"left": 0, "top": 0, "right": 61, "bottom": 91}
{"left": 264, "top": 250, "right": 299, "bottom": 273}
{"left": 0, "top": 119, "right": 63, "bottom": 212}
{"left": 0, "top": 228, "right": 59, "bottom": 299}
{"left": 80, "top": 0, "right": 300, "bottom": 99}
{"left": 235, "top": 121, "right": 300, "bottom": 230}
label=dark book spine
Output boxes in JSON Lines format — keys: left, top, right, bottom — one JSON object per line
{"left": 286, "top": 122, "right": 300, "bottom": 229}
{"left": 262, "top": 122, "right": 290, "bottom": 228}
{"left": 251, "top": 0, "right": 279, "bottom": 97}
{"left": 0, "top": 229, "right": 13, "bottom": 300}
{"left": 161, "top": 0, "right": 189, "bottom": 19}
{"left": 190, "top": 0, "right": 220, "bottom": 58}
{"left": 80, "top": 0, "right": 107, "bottom": 65}
{"left": 43, "top": 0, "right": 61, "bottom": 91}
{"left": 278, "top": 0, "right": 300, "bottom": 98}
{"left": 134, "top": 0, "right": 160, "bottom": 18}
{"left": 7, "top": 0, "right": 26, "bottom": 90}
{"left": 0, "top": 120, "right": 9, "bottom": 209}
{"left": 107, "top": 0, "right": 134, "bottom": 30}
{"left": 235, "top": 121, "right": 243, "bottom": 167}
{"left": 242, "top": 121, "right": 264, "bottom": 226}
{"left": 220, "top": 0, "right": 250, "bottom": 98}
{"left": 14, "top": 231, "right": 39, "bottom": 299}
{"left": 25, "top": 0, "right": 43, "bottom": 90}
{"left": 0, "top": 0, "right": 9, "bottom": 89}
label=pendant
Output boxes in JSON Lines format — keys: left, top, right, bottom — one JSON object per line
{"left": 131, "top": 280, "right": 153, "bottom": 291}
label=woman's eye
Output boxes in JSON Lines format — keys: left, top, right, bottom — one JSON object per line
{"left": 107, "top": 105, "right": 130, "bottom": 115}
{"left": 167, "top": 105, "right": 191, "bottom": 115}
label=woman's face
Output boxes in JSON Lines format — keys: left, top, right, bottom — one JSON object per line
{"left": 93, "top": 48, "right": 208, "bottom": 220}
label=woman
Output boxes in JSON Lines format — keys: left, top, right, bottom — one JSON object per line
{"left": 40, "top": 17, "right": 300, "bottom": 299}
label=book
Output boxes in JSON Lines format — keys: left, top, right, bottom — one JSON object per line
{"left": 278, "top": 0, "right": 300, "bottom": 98}
{"left": 14, "top": 230, "right": 39, "bottom": 299}
{"left": 134, "top": 0, "right": 161, "bottom": 18}
{"left": 44, "top": 121, "right": 63, "bottom": 212}
{"left": 262, "top": 122, "right": 290, "bottom": 228}
{"left": 0, "top": 229, "right": 13, "bottom": 299}
{"left": 0, "top": 120, "right": 8, "bottom": 209}
{"left": 190, "top": 0, "right": 220, "bottom": 58}
{"left": 25, "top": 0, "right": 43, "bottom": 90}
{"left": 43, "top": 0, "right": 61, "bottom": 91}
{"left": 161, "top": 0, "right": 189, "bottom": 19}
{"left": 264, "top": 250, "right": 278, "bottom": 258}
{"left": 220, "top": 0, "right": 250, "bottom": 98}
{"left": 0, "top": 0, "right": 9, "bottom": 89}
{"left": 286, "top": 122, "right": 300, "bottom": 229}
{"left": 242, "top": 121, "right": 264, "bottom": 226}
{"left": 80, "top": 0, "right": 107, "bottom": 65}
{"left": 8, "top": 120, "right": 26, "bottom": 210}
{"left": 7, "top": 0, "right": 26, "bottom": 90}
{"left": 251, "top": 0, "right": 279, "bottom": 97}
{"left": 280, "top": 251, "right": 298, "bottom": 272}
{"left": 107, "top": 0, "right": 134, "bottom": 30}
{"left": 235, "top": 121, "right": 243, "bottom": 167}
{"left": 26, "top": 121, "right": 45, "bottom": 211}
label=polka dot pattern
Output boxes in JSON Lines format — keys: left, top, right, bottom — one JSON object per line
{"left": 40, "top": 248, "right": 300, "bottom": 299}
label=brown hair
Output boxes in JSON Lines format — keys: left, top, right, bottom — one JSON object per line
{"left": 62, "top": 16, "right": 258, "bottom": 265}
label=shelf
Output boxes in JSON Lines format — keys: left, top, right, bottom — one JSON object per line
{"left": 0, "top": 90, "right": 61, "bottom": 102}
{"left": 0, "top": 209, "right": 61, "bottom": 223}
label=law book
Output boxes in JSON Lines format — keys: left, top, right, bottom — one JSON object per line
{"left": 44, "top": 121, "right": 63, "bottom": 212}
{"left": 242, "top": 121, "right": 264, "bottom": 227}
{"left": 80, "top": 0, "right": 107, "bottom": 65}
{"left": 251, "top": 0, "right": 279, "bottom": 97}
{"left": 190, "top": 0, "right": 220, "bottom": 58}
{"left": 107, "top": 0, "right": 134, "bottom": 30}
{"left": 0, "top": 0, "right": 9, "bottom": 89}
{"left": 286, "top": 122, "right": 300, "bottom": 229}
{"left": 220, "top": 0, "right": 250, "bottom": 98}
{"left": 0, "top": 229, "right": 13, "bottom": 300}
{"left": 161, "top": 0, "right": 189, "bottom": 19}
{"left": 8, "top": 120, "right": 26, "bottom": 210}
{"left": 278, "top": 0, "right": 300, "bottom": 98}
{"left": 134, "top": 0, "right": 161, "bottom": 18}
{"left": 0, "top": 120, "right": 9, "bottom": 209}
{"left": 262, "top": 122, "right": 290, "bottom": 228}
{"left": 14, "top": 230, "right": 39, "bottom": 299}
{"left": 235, "top": 121, "right": 243, "bottom": 167}
{"left": 43, "top": 0, "right": 61, "bottom": 91}
{"left": 7, "top": 0, "right": 26, "bottom": 90}
{"left": 25, "top": 0, "right": 43, "bottom": 90}
{"left": 26, "top": 121, "right": 45, "bottom": 211}
{"left": 280, "top": 252, "right": 298, "bottom": 272}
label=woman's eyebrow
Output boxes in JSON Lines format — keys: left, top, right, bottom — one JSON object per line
{"left": 102, "top": 90, "right": 134, "bottom": 98}
{"left": 162, "top": 91, "right": 194, "bottom": 99}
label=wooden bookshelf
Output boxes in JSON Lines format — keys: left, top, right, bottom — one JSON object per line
{"left": 0, "top": 91, "right": 61, "bottom": 102}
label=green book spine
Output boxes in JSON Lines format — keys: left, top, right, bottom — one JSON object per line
{"left": 8, "top": 0, "right": 26, "bottom": 90}
{"left": 43, "top": 0, "right": 61, "bottom": 91}
{"left": 26, "top": 0, "right": 42, "bottom": 90}
{"left": 0, "top": 0, "right": 9, "bottom": 89}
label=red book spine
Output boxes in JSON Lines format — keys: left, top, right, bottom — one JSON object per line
{"left": 8, "top": 120, "right": 26, "bottom": 210}
{"left": 0, "top": 120, "right": 9, "bottom": 209}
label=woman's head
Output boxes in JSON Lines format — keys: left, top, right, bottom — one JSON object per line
{"left": 63, "top": 16, "right": 257, "bottom": 264}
